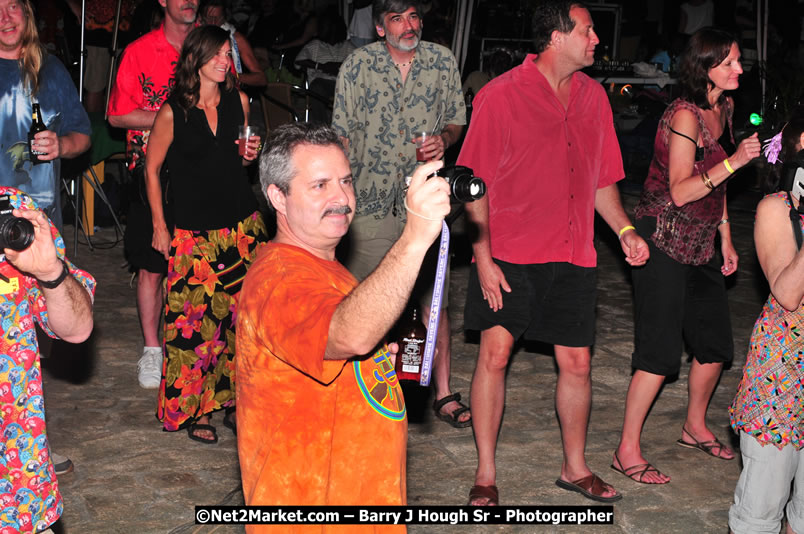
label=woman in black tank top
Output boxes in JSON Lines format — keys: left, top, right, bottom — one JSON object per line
{"left": 144, "top": 25, "right": 268, "bottom": 443}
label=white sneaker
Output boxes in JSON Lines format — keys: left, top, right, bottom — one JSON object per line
{"left": 137, "top": 346, "right": 163, "bottom": 389}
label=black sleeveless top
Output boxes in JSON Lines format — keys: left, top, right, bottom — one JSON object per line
{"left": 165, "top": 87, "right": 258, "bottom": 231}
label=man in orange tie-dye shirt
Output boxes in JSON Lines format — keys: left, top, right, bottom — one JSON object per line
{"left": 236, "top": 123, "right": 450, "bottom": 531}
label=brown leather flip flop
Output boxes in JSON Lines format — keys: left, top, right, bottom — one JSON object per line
{"left": 468, "top": 484, "right": 499, "bottom": 506}
{"left": 555, "top": 473, "right": 622, "bottom": 503}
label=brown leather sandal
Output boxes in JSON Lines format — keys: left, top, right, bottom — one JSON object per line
{"left": 468, "top": 484, "right": 499, "bottom": 506}
{"left": 611, "top": 451, "right": 669, "bottom": 484}
{"left": 676, "top": 425, "right": 734, "bottom": 460}
{"left": 555, "top": 473, "right": 622, "bottom": 503}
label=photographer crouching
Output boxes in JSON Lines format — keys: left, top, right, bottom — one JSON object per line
{"left": 0, "top": 187, "right": 94, "bottom": 533}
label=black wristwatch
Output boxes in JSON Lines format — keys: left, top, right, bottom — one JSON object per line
{"left": 36, "top": 259, "right": 70, "bottom": 289}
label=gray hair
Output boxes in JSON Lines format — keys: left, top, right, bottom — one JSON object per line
{"left": 259, "top": 123, "right": 347, "bottom": 210}
{"left": 372, "top": 0, "right": 421, "bottom": 27}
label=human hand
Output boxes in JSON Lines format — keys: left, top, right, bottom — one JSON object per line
{"left": 3, "top": 209, "right": 61, "bottom": 280}
{"left": 151, "top": 225, "right": 172, "bottom": 260}
{"left": 387, "top": 342, "right": 399, "bottom": 367}
{"left": 730, "top": 132, "right": 761, "bottom": 169}
{"left": 413, "top": 133, "right": 446, "bottom": 162}
{"left": 476, "top": 258, "right": 511, "bottom": 311}
{"left": 403, "top": 160, "right": 451, "bottom": 245}
{"left": 236, "top": 134, "right": 262, "bottom": 161}
{"left": 31, "top": 130, "right": 60, "bottom": 161}
{"left": 620, "top": 229, "right": 650, "bottom": 266}
{"left": 721, "top": 239, "right": 739, "bottom": 276}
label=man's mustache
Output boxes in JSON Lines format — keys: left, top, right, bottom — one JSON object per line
{"left": 323, "top": 205, "right": 352, "bottom": 217}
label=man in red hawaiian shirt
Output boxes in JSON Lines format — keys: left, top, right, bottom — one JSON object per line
{"left": 107, "top": 0, "right": 197, "bottom": 390}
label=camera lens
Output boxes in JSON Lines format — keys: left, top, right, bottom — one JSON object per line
{"left": 0, "top": 217, "right": 34, "bottom": 251}
{"left": 451, "top": 174, "right": 486, "bottom": 202}
{"left": 429, "top": 165, "right": 487, "bottom": 202}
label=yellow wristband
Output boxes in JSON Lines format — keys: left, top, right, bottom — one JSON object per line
{"left": 723, "top": 158, "right": 735, "bottom": 174}
{"left": 618, "top": 225, "right": 636, "bottom": 239}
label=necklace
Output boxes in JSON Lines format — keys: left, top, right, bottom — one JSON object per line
{"left": 394, "top": 56, "right": 415, "bottom": 68}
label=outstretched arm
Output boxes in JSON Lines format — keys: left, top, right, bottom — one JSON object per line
{"left": 325, "top": 160, "right": 451, "bottom": 360}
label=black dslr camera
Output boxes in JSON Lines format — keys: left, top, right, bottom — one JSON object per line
{"left": 433, "top": 165, "right": 486, "bottom": 202}
{"left": 0, "top": 196, "right": 34, "bottom": 251}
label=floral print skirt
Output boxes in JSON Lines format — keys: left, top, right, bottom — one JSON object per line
{"left": 156, "top": 211, "right": 267, "bottom": 431}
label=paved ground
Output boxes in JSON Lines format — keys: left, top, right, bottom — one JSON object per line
{"left": 42, "top": 186, "right": 770, "bottom": 533}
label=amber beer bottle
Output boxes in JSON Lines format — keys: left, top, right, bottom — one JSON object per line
{"left": 394, "top": 306, "right": 427, "bottom": 382}
{"left": 28, "top": 103, "right": 47, "bottom": 165}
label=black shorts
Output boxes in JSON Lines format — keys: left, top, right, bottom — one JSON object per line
{"left": 464, "top": 260, "right": 597, "bottom": 347}
{"left": 631, "top": 217, "right": 733, "bottom": 376}
{"left": 123, "top": 166, "right": 170, "bottom": 275}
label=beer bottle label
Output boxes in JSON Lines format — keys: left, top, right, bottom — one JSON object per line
{"left": 400, "top": 336, "right": 424, "bottom": 373}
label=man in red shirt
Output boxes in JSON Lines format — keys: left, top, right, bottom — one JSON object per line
{"left": 457, "top": 0, "right": 649, "bottom": 505}
{"left": 107, "top": 0, "right": 197, "bottom": 391}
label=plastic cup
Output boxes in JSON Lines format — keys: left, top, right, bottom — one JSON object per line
{"left": 238, "top": 125, "right": 262, "bottom": 156}
{"left": 414, "top": 132, "right": 429, "bottom": 162}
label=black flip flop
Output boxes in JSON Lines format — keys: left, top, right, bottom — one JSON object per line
{"left": 187, "top": 423, "right": 218, "bottom": 444}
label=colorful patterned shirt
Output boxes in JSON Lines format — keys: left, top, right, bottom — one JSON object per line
{"left": 332, "top": 40, "right": 465, "bottom": 226}
{"left": 730, "top": 192, "right": 804, "bottom": 450}
{"left": 634, "top": 99, "right": 733, "bottom": 265}
{"left": 107, "top": 25, "right": 178, "bottom": 170}
{"left": 0, "top": 187, "right": 96, "bottom": 532}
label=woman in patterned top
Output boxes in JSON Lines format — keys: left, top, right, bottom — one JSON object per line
{"left": 728, "top": 109, "right": 804, "bottom": 534}
{"left": 611, "top": 28, "right": 762, "bottom": 484}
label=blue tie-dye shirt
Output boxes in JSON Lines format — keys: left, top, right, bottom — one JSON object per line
{"left": 0, "top": 56, "right": 91, "bottom": 230}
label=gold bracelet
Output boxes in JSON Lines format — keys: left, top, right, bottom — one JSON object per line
{"left": 618, "top": 225, "right": 636, "bottom": 239}
{"left": 701, "top": 171, "right": 714, "bottom": 190}
{"left": 723, "top": 158, "right": 735, "bottom": 174}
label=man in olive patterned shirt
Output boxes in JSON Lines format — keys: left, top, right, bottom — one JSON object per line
{"left": 333, "top": 0, "right": 469, "bottom": 426}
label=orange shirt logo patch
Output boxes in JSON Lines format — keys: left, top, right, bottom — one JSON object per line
{"left": 353, "top": 346, "right": 406, "bottom": 421}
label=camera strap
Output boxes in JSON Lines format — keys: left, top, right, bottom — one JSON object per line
{"left": 418, "top": 220, "right": 449, "bottom": 386}
{"left": 787, "top": 191, "right": 803, "bottom": 250}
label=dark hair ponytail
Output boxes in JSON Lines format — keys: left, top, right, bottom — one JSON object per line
{"left": 763, "top": 106, "right": 804, "bottom": 194}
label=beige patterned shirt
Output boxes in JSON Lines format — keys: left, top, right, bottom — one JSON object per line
{"left": 333, "top": 41, "right": 466, "bottom": 224}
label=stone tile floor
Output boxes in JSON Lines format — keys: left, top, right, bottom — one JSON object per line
{"left": 43, "top": 189, "right": 768, "bottom": 533}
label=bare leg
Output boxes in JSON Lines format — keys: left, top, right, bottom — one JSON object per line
{"left": 470, "top": 326, "right": 514, "bottom": 504}
{"left": 681, "top": 360, "right": 734, "bottom": 459}
{"left": 613, "top": 369, "right": 671, "bottom": 483}
{"left": 137, "top": 269, "right": 164, "bottom": 347}
{"left": 554, "top": 345, "right": 618, "bottom": 498}
{"left": 423, "top": 307, "right": 470, "bottom": 424}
